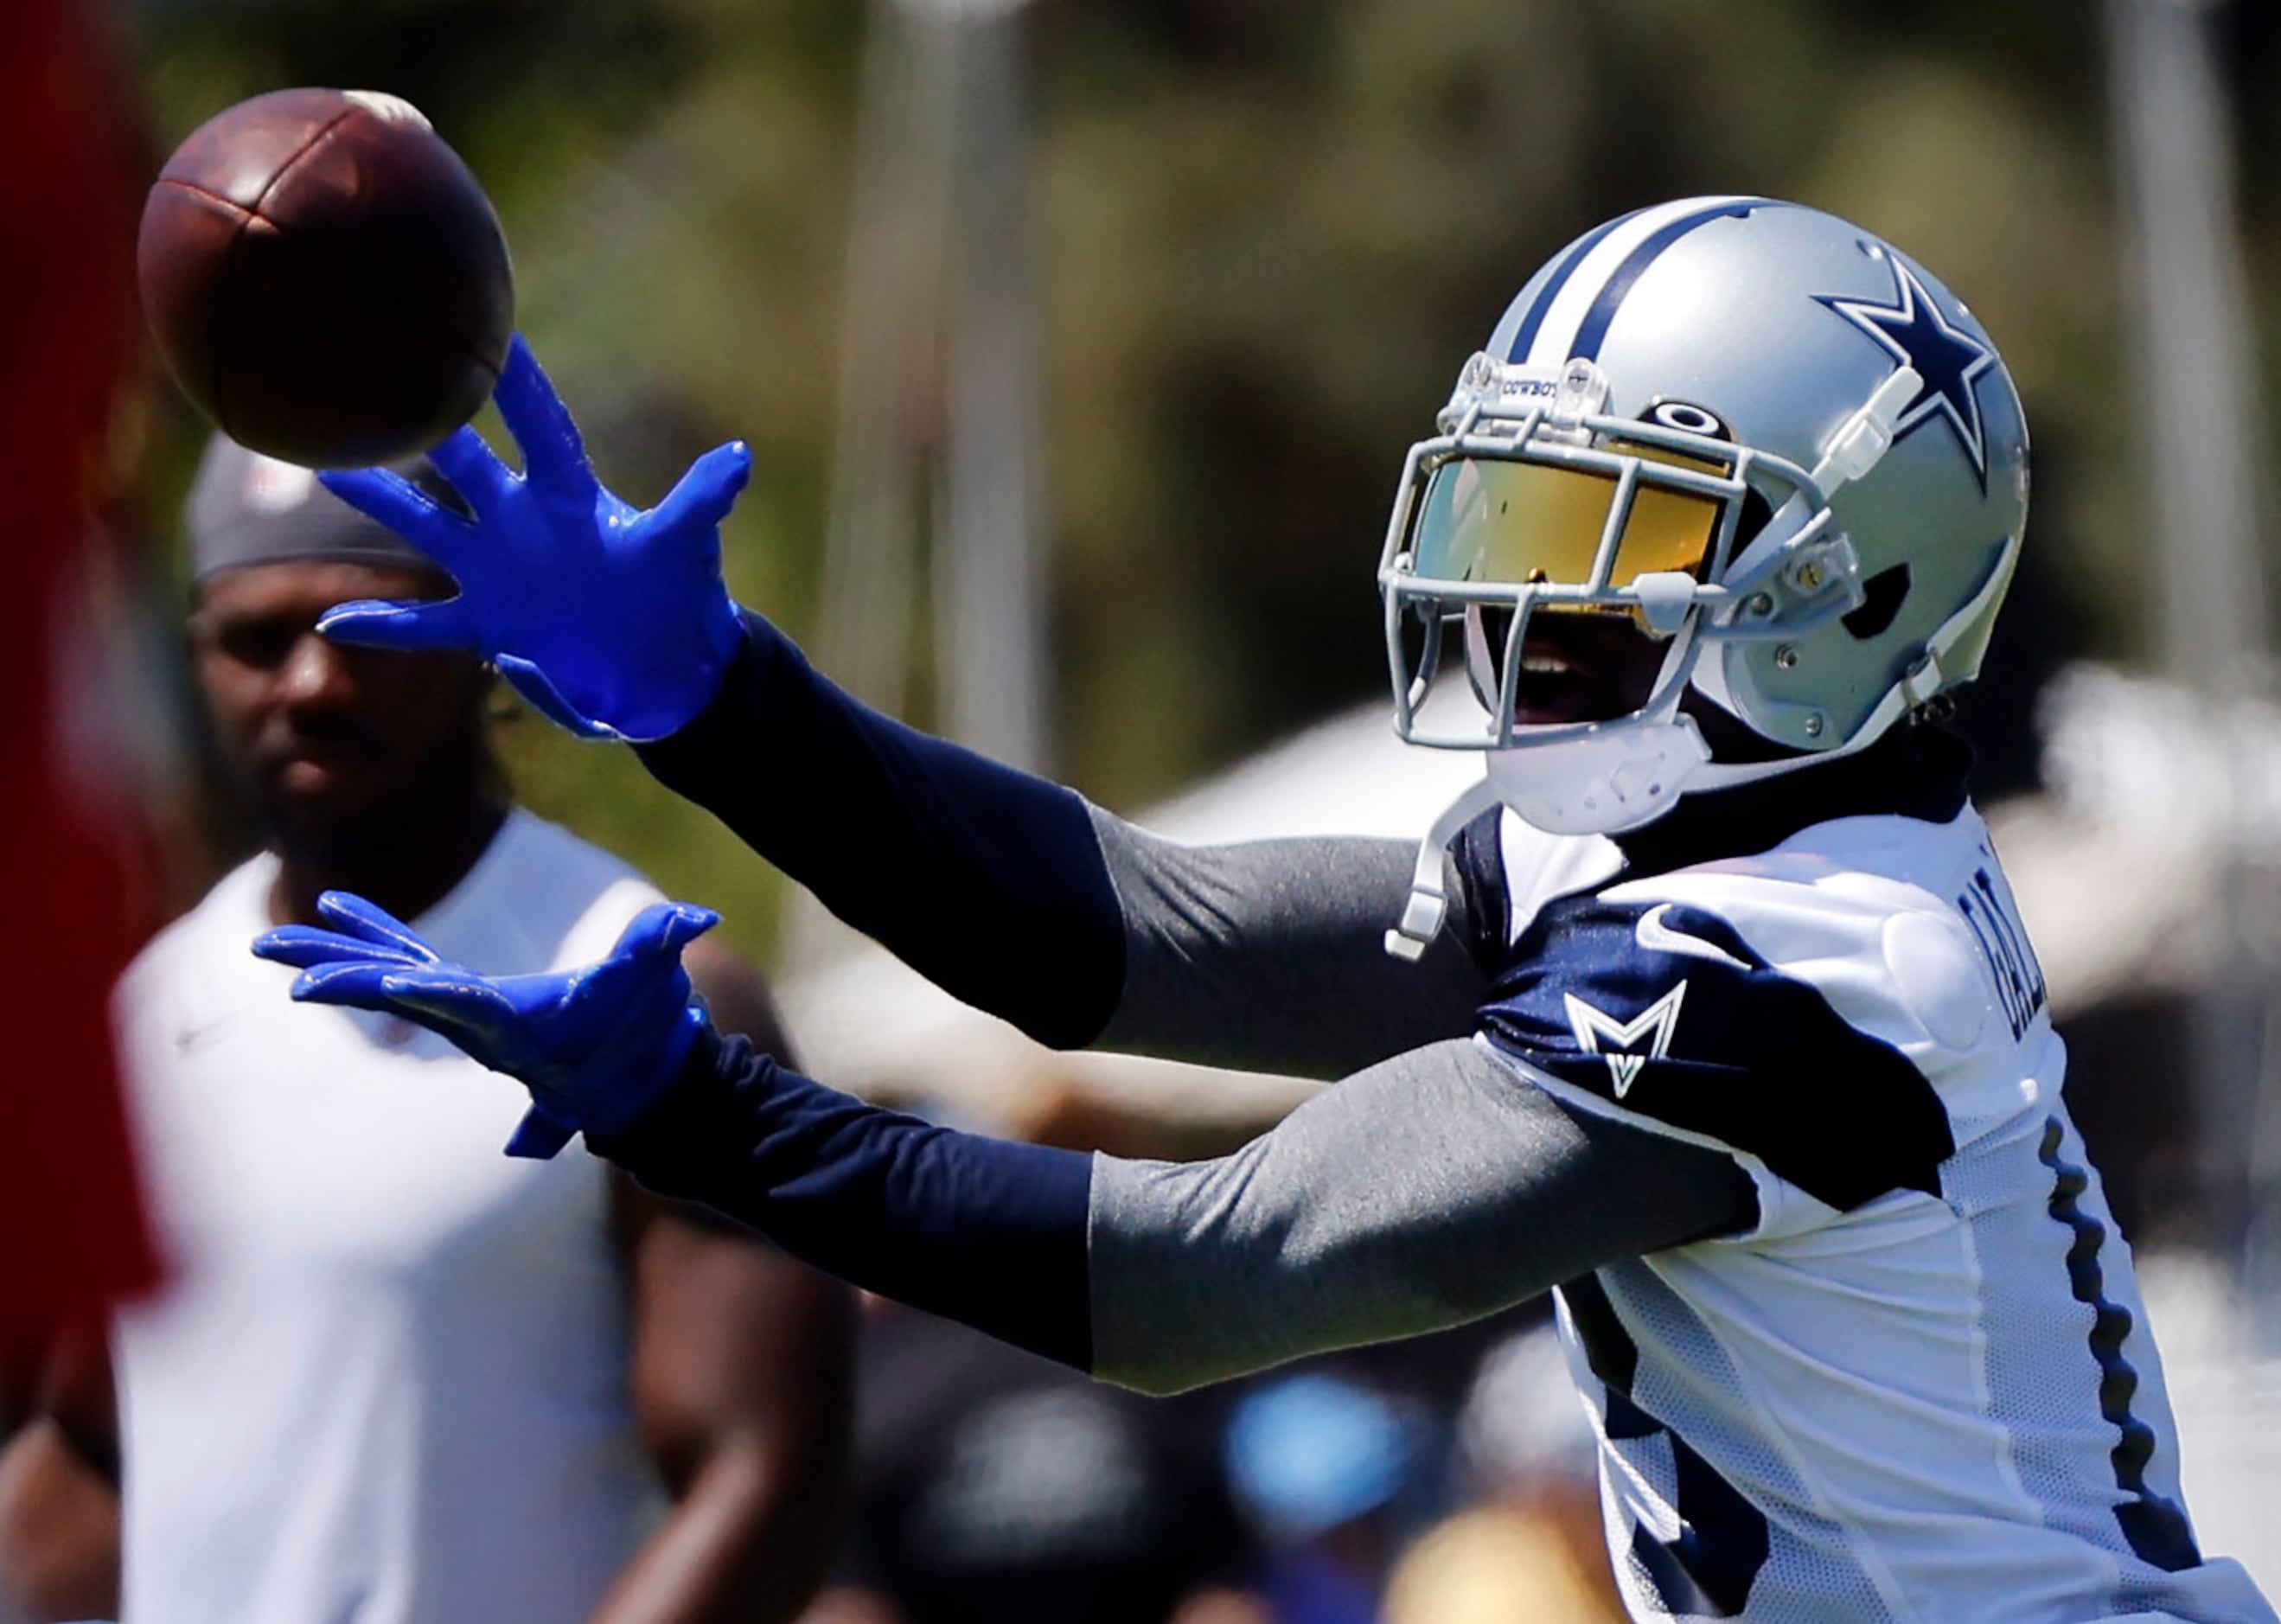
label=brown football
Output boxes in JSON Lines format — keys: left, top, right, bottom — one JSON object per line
{"left": 137, "top": 87, "right": 514, "bottom": 469}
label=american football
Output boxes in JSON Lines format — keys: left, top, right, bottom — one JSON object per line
{"left": 13, "top": 5, "right": 2281, "bottom": 1623}
{"left": 137, "top": 86, "right": 513, "bottom": 468}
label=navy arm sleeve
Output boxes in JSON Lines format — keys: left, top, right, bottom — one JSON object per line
{"left": 594, "top": 1025, "right": 1096, "bottom": 1369}
{"left": 592, "top": 1023, "right": 1755, "bottom": 1396}
{"left": 635, "top": 612, "right": 1127, "bottom": 1049}
{"left": 636, "top": 614, "right": 1496, "bottom": 1071}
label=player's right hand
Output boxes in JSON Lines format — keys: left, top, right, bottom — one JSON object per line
{"left": 317, "top": 336, "right": 749, "bottom": 743}
{"left": 253, "top": 890, "right": 720, "bottom": 1159}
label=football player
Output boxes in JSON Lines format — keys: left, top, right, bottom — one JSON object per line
{"left": 257, "top": 197, "right": 2276, "bottom": 1621}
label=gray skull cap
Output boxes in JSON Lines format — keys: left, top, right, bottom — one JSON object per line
{"left": 187, "top": 434, "right": 455, "bottom": 585}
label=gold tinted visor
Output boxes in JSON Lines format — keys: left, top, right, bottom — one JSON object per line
{"left": 1409, "top": 455, "right": 1722, "bottom": 593}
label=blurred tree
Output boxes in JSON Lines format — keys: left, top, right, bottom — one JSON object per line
{"left": 125, "top": 0, "right": 2278, "bottom": 964}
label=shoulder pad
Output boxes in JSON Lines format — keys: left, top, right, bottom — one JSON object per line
{"left": 1479, "top": 890, "right": 1956, "bottom": 1212}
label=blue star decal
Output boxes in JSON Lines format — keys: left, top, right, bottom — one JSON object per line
{"left": 1815, "top": 254, "right": 1997, "bottom": 487}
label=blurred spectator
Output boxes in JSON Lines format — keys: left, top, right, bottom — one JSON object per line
{"left": 1223, "top": 1372, "right": 1429, "bottom": 1624}
{"left": 1378, "top": 1320, "right": 1622, "bottom": 1624}
{"left": 1449, "top": 1319, "right": 1598, "bottom": 1509}
{"left": 1379, "top": 1506, "right": 1623, "bottom": 1624}
{"left": 817, "top": 1298, "right": 1258, "bottom": 1624}
{"left": 0, "top": 439, "right": 853, "bottom": 1623}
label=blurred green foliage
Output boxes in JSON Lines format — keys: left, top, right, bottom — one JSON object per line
{"left": 128, "top": 0, "right": 2281, "bottom": 967}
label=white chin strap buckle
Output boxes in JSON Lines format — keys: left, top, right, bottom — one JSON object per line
{"left": 1383, "top": 777, "right": 1504, "bottom": 962}
{"left": 1383, "top": 887, "right": 1447, "bottom": 962}
{"left": 1813, "top": 365, "right": 1920, "bottom": 489}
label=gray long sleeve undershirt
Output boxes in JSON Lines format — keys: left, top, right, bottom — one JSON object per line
{"left": 1089, "top": 1037, "right": 1759, "bottom": 1394}
{"left": 1077, "top": 807, "right": 1760, "bottom": 1393}
{"left": 1089, "top": 809, "right": 1491, "bottom": 1078}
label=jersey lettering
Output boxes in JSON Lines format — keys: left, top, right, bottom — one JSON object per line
{"left": 1958, "top": 864, "right": 2046, "bottom": 1040}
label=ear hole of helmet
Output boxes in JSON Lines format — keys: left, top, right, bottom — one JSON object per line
{"left": 1842, "top": 564, "right": 1912, "bottom": 639}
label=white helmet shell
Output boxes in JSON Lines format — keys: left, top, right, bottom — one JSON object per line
{"left": 1381, "top": 195, "right": 2029, "bottom": 808}
{"left": 1377, "top": 197, "right": 2029, "bottom": 955}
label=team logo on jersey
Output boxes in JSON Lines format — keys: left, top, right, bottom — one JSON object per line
{"left": 1562, "top": 982, "right": 1688, "bottom": 1098}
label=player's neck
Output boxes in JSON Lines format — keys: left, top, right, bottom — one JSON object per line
{"left": 267, "top": 786, "right": 511, "bottom": 930}
{"left": 1613, "top": 722, "right": 1973, "bottom": 880}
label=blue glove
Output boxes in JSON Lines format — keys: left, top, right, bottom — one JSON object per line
{"left": 253, "top": 891, "right": 719, "bottom": 1159}
{"left": 317, "top": 336, "right": 750, "bottom": 742}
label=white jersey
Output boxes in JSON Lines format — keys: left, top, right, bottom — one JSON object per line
{"left": 1478, "top": 804, "right": 2274, "bottom": 1623}
{"left": 112, "top": 811, "right": 670, "bottom": 1624}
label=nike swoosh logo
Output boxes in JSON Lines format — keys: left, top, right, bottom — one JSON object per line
{"left": 1635, "top": 904, "right": 1752, "bottom": 970}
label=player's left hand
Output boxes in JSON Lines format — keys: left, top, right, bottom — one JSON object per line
{"left": 252, "top": 891, "right": 719, "bottom": 1160}
{"left": 316, "top": 335, "right": 750, "bottom": 743}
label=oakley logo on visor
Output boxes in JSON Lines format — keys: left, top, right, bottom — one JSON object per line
{"left": 1644, "top": 400, "right": 1733, "bottom": 440}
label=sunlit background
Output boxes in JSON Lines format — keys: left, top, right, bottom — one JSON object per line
{"left": 114, "top": 1, "right": 2274, "bottom": 930}
{"left": 52, "top": 0, "right": 2281, "bottom": 1617}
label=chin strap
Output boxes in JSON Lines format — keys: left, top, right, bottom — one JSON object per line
{"left": 1383, "top": 775, "right": 1505, "bottom": 962}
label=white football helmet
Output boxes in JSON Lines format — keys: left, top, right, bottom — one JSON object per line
{"left": 1379, "top": 196, "right": 2029, "bottom": 957}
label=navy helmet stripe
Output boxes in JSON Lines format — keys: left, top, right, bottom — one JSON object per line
{"left": 1504, "top": 208, "right": 1645, "bottom": 364}
{"left": 1569, "top": 199, "right": 1776, "bottom": 362}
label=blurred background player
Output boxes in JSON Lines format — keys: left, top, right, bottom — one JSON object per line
{"left": 0, "top": 436, "right": 853, "bottom": 1624}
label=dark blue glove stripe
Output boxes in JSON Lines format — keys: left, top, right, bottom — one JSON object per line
{"left": 636, "top": 612, "right": 1128, "bottom": 1052}
{"left": 595, "top": 1026, "right": 1096, "bottom": 1371}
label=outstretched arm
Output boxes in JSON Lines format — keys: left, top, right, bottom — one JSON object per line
{"left": 319, "top": 342, "right": 1490, "bottom": 1076}
{"left": 254, "top": 899, "right": 1754, "bottom": 1391}
{"left": 636, "top": 611, "right": 1494, "bottom": 1073}
{"left": 630, "top": 611, "right": 1126, "bottom": 1052}
{"left": 603, "top": 1029, "right": 1754, "bottom": 1395}
{"left": 1087, "top": 813, "right": 1497, "bottom": 1077}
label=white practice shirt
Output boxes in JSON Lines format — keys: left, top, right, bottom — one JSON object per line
{"left": 112, "top": 812, "right": 670, "bottom": 1624}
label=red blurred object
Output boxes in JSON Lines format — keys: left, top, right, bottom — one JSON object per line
{"left": 0, "top": 0, "right": 161, "bottom": 1339}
